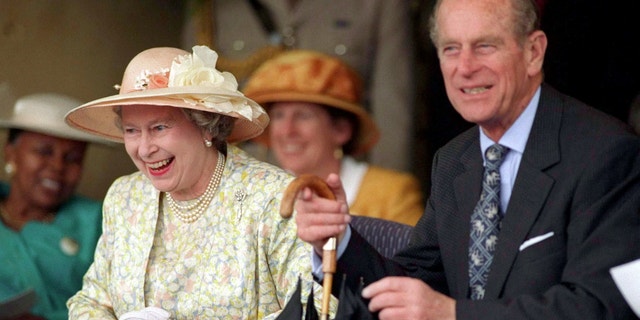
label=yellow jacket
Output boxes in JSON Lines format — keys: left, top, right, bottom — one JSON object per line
{"left": 349, "top": 165, "right": 424, "bottom": 226}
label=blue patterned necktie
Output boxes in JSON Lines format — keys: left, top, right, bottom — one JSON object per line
{"left": 468, "top": 144, "right": 509, "bottom": 300}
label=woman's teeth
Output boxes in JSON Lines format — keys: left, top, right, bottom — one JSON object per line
{"left": 148, "top": 158, "right": 171, "bottom": 169}
{"left": 42, "top": 178, "right": 61, "bottom": 191}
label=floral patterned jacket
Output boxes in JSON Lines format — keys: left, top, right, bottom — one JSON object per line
{"left": 68, "top": 145, "right": 324, "bottom": 319}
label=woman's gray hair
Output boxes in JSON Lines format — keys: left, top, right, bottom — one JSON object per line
{"left": 182, "top": 108, "right": 234, "bottom": 150}
{"left": 112, "top": 106, "right": 235, "bottom": 150}
{"left": 428, "top": 0, "right": 540, "bottom": 47}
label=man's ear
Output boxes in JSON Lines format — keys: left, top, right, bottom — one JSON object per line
{"left": 526, "top": 30, "right": 547, "bottom": 76}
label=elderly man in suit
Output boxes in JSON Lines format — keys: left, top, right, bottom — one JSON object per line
{"left": 292, "top": 0, "right": 640, "bottom": 318}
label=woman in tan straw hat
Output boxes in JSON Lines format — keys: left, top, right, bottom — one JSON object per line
{"left": 65, "top": 45, "right": 330, "bottom": 319}
{"left": 244, "top": 50, "right": 424, "bottom": 226}
{"left": 0, "top": 91, "right": 107, "bottom": 320}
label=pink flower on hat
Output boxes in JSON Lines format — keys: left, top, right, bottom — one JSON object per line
{"left": 148, "top": 73, "right": 169, "bottom": 89}
{"left": 133, "top": 68, "right": 169, "bottom": 91}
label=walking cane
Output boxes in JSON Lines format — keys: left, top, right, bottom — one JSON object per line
{"left": 280, "top": 174, "right": 337, "bottom": 320}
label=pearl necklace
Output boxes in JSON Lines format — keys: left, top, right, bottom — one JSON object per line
{"left": 166, "top": 152, "right": 225, "bottom": 223}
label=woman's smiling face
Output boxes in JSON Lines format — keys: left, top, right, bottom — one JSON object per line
{"left": 5, "top": 131, "right": 87, "bottom": 210}
{"left": 268, "top": 101, "right": 350, "bottom": 177}
{"left": 121, "top": 105, "right": 213, "bottom": 198}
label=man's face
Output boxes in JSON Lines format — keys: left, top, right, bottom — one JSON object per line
{"left": 434, "top": 0, "right": 545, "bottom": 139}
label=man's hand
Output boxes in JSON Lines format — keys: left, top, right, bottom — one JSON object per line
{"left": 362, "top": 276, "right": 456, "bottom": 320}
{"left": 293, "top": 173, "right": 351, "bottom": 255}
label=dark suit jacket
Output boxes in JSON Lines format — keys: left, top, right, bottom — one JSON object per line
{"left": 336, "top": 84, "right": 640, "bottom": 319}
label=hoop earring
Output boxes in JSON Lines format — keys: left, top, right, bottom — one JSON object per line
{"left": 204, "top": 139, "right": 213, "bottom": 148}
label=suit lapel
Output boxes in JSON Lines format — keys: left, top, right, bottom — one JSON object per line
{"left": 452, "top": 136, "right": 484, "bottom": 297}
{"left": 486, "top": 85, "right": 563, "bottom": 298}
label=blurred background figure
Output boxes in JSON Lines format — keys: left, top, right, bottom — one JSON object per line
{"left": 0, "top": 90, "right": 107, "bottom": 320}
{"left": 244, "top": 50, "right": 424, "bottom": 226}
{"left": 182, "top": 0, "right": 417, "bottom": 174}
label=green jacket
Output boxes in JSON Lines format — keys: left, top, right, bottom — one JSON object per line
{"left": 0, "top": 182, "right": 102, "bottom": 320}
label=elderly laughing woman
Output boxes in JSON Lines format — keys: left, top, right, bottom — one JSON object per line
{"left": 64, "top": 46, "right": 328, "bottom": 319}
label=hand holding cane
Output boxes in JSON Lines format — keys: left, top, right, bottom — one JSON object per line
{"left": 280, "top": 174, "right": 338, "bottom": 320}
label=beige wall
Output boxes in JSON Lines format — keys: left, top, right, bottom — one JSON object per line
{"left": 0, "top": 1, "right": 185, "bottom": 201}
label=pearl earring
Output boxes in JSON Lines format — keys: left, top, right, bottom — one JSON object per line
{"left": 4, "top": 163, "right": 15, "bottom": 176}
{"left": 204, "top": 139, "right": 213, "bottom": 148}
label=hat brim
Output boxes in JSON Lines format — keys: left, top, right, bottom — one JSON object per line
{"left": 249, "top": 91, "right": 380, "bottom": 155}
{"left": 0, "top": 119, "right": 114, "bottom": 145}
{"left": 65, "top": 87, "right": 269, "bottom": 143}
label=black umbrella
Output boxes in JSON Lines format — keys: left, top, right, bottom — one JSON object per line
{"left": 276, "top": 276, "right": 320, "bottom": 320}
{"left": 305, "top": 282, "right": 319, "bottom": 320}
{"left": 333, "top": 275, "right": 375, "bottom": 320}
{"left": 277, "top": 277, "right": 304, "bottom": 319}
{"left": 277, "top": 275, "right": 376, "bottom": 320}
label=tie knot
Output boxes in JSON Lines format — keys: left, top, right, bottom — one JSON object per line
{"left": 485, "top": 144, "right": 509, "bottom": 168}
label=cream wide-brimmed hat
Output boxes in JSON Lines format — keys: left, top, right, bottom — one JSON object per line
{"left": 64, "top": 46, "right": 269, "bottom": 143}
{"left": 0, "top": 92, "right": 111, "bottom": 144}
{"left": 243, "top": 50, "right": 380, "bottom": 156}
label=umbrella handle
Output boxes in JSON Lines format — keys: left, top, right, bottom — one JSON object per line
{"left": 280, "top": 174, "right": 336, "bottom": 218}
{"left": 321, "top": 237, "right": 337, "bottom": 320}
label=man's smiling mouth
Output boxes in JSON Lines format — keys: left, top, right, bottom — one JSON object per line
{"left": 462, "top": 86, "right": 491, "bottom": 94}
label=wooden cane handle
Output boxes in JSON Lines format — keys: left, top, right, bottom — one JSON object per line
{"left": 280, "top": 174, "right": 338, "bottom": 319}
{"left": 279, "top": 174, "right": 336, "bottom": 218}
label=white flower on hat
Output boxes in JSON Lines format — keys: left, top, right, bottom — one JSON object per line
{"left": 169, "top": 46, "right": 238, "bottom": 92}
{"left": 168, "top": 45, "right": 259, "bottom": 121}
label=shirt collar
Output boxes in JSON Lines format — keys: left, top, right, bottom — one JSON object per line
{"left": 479, "top": 86, "right": 541, "bottom": 159}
